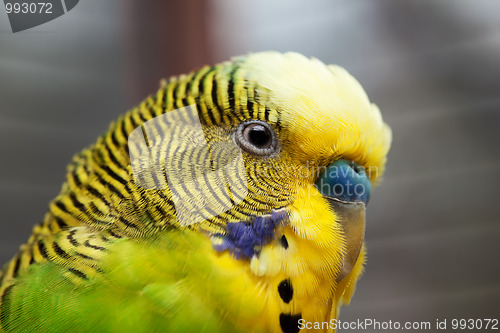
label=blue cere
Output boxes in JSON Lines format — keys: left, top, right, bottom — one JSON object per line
{"left": 315, "top": 159, "right": 371, "bottom": 204}
{"left": 211, "top": 209, "right": 288, "bottom": 260}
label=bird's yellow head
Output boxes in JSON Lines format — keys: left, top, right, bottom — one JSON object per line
{"left": 240, "top": 51, "right": 391, "bottom": 172}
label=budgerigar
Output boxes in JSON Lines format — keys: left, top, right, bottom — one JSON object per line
{"left": 0, "top": 52, "right": 391, "bottom": 332}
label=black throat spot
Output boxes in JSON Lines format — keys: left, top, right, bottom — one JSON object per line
{"left": 278, "top": 279, "right": 293, "bottom": 303}
{"left": 279, "top": 313, "right": 302, "bottom": 333}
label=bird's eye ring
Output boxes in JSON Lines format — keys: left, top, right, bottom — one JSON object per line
{"left": 235, "top": 121, "right": 278, "bottom": 156}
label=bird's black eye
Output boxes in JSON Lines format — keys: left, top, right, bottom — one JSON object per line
{"left": 244, "top": 124, "right": 271, "bottom": 148}
{"left": 236, "top": 120, "right": 278, "bottom": 156}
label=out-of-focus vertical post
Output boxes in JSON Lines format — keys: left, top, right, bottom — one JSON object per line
{"left": 124, "top": 0, "right": 214, "bottom": 106}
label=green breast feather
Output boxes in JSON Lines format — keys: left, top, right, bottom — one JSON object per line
{"left": 2, "top": 231, "right": 249, "bottom": 332}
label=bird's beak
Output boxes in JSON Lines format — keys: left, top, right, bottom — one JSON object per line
{"left": 325, "top": 197, "right": 366, "bottom": 283}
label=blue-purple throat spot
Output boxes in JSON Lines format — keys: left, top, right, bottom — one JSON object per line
{"left": 211, "top": 208, "right": 289, "bottom": 259}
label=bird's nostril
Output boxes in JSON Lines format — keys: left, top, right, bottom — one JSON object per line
{"left": 347, "top": 161, "right": 365, "bottom": 175}
{"left": 353, "top": 165, "right": 364, "bottom": 174}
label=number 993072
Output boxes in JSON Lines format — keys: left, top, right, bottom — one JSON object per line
{"left": 451, "top": 318, "right": 498, "bottom": 330}
{"left": 5, "top": 2, "right": 53, "bottom": 14}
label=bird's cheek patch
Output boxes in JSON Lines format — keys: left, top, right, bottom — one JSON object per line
{"left": 210, "top": 208, "right": 288, "bottom": 260}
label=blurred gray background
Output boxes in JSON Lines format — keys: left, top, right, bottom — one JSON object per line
{"left": 1, "top": 0, "right": 499, "bottom": 331}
